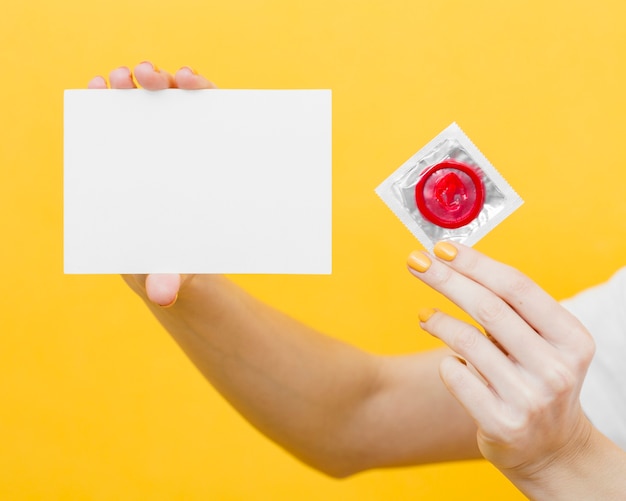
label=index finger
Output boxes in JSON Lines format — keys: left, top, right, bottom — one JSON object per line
{"left": 430, "top": 242, "right": 590, "bottom": 349}
{"left": 408, "top": 250, "right": 549, "bottom": 371}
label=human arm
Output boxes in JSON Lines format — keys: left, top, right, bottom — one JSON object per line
{"left": 408, "top": 241, "right": 626, "bottom": 500}
{"left": 95, "top": 63, "right": 481, "bottom": 476}
{"left": 125, "top": 273, "right": 482, "bottom": 477}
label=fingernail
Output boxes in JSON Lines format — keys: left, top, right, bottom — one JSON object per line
{"left": 182, "top": 66, "right": 198, "bottom": 75}
{"left": 407, "top": 251, "right": 432, "bottom": 272}
{"left": 160, "top": 293, "right": 178, "bottom": 308}
{"left": 140, "top": 61, "right": 159, "bottom": 72}
{"left": 418, "top": 308, "right": 436, "bottom": 322}
{"left": 88, "top": 75, "right": 107, "bottom": 88}
{"left": 434, "top": 241, "right": 458, "bottom": 261}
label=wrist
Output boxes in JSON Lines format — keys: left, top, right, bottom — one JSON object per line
{"left": 506, "top": 420, "right": 626, "bottom": 500}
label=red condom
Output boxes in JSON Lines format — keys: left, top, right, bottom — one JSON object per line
{"left": 415, "top": 160, "right": 485, "bottom": 229}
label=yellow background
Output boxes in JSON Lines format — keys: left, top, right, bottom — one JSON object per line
{"left": 2, "top": 0, "right": 625, "bottom": 499}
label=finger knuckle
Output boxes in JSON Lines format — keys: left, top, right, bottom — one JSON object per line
{"left": 475, "top": 295, "right": 507, "bottom": 325}
{"left": 450, "top": 324, "right": 481, "bottom": 352}
{"left": 542, "top": 362, "right": 576, "bottom": 396}
{"left": 504, "top": 269, "right": 534, "bottom": 298}
{"left": 429, "top": 264, "right": 453, "bottom": 287}
{"left": 581, "top": 336, "right": 596, "bottom": 367}
{"left": 569, "top": 324, "right": 596, "bottom": 369}
{"left": 462, "top": 249, "right": 480, "bottom": 273}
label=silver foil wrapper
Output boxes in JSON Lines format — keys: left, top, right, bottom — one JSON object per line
{"left": 375, "top": 123, "right": 523, "bottom": 251}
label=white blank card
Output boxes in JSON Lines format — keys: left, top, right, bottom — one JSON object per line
{"left": 64, "top": 89, "right": 332, "bottom": 274}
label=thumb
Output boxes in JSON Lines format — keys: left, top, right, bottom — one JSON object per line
{"left": 145, "top": 274, "right": 193, "bottom": 307}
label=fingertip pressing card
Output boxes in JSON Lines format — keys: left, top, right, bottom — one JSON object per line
{"left": 375, "top": 123, "right": 523, "bottom": 251}
{"left": 64, "top": 89, "right": 332, "bottom": 274}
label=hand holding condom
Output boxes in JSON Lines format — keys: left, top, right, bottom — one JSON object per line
{"left": 408, "top": 241, "right": 596, "bottom": 485}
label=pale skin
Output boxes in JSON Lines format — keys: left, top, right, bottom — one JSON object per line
{"left": 91, "top": 62, "right": 626, "bottom": 499}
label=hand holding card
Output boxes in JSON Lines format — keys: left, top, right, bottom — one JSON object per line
{"left": 64, "top": 88, "right": 332, "bottom": 275}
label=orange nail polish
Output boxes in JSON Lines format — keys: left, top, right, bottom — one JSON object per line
{"left": 407, "top": 251, "right": 432, "bottom": 272}
{"left": 418, "top": 308, "right": 436, "bottom": 322}
{"left": 434, "top": 241, "right": 458, "bottom": 261}
{"left": 182, "top": 66, "right": 199, "bottom": 75}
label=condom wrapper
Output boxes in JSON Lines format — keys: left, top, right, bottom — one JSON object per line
{"left": 375, "top": 123, "right": 523, "bottom": 251}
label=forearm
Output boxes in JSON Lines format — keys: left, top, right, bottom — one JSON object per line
{"left": 137, "top": 275, "right": 368, "bottom": 472}
{"left": 129, "top": 274, "right": 480, "bottom": 476}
